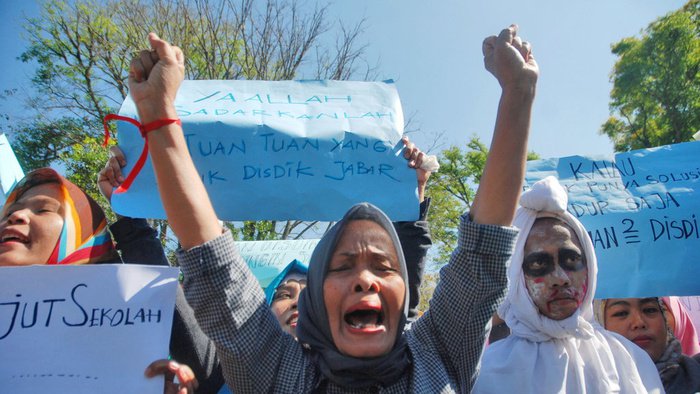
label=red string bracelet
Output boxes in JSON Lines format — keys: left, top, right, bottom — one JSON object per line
{"left": 102, "top": 114, "right": 182, "bottom": 193}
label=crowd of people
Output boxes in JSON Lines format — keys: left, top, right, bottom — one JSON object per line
{"left": 1, "top": 24, "right": 698, "bottom": 394}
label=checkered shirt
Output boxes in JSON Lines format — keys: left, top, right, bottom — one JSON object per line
{"left": 178, "top": 213, "right": 518, "bottom": 393}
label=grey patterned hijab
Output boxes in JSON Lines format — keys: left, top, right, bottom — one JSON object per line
{"left": 296, "top": 203, "right": 410, "bottom": 388}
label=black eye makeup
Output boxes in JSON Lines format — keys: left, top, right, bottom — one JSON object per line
{"left": 559, "top": 249, "right": 585, "bottom": 272}
{"left": 523, "top": 248, "right": 586, "bottom": 277}
{"left": 522, "top": 252, "right": 555, "bottom": 277}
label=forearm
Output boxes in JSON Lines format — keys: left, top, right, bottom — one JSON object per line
{"left": 145, "top": 120, "right": 222, "bottom": 249}
{"left": 111, "top": 217, "right": 169, "bottom": 266}
{"left": 471, "top": 87, "right": 535, "bottom": 226}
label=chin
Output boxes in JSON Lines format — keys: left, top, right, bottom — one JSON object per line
{"left": 338, "top": 340, "right": 393, "bottom": 358}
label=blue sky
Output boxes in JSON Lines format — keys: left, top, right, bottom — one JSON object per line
{"left": 0, "top": 0, "right": 689, "bottom": 160}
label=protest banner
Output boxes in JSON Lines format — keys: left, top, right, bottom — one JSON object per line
{"left": 237, "top": 238, "right": 319, "bottom": 288}
{"left": 0, "top": 133, "right": 24, "bottom": 209}
{"left": 110, "top": 80, "right": 418, "bottom": 221}
{"left": 0, "top": 264, "right": 179, "bottom": 394}
{"left": 524, "top": 141, "right": 700, "bottom": 299}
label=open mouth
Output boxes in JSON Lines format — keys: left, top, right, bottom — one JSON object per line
{"left": 286, "top": 312, "right": 299, "bottom": 327}
{"left": 0, "top": 232, "right": 29, "bottom": 244}
{"left": 344, "top": 308, "right": 385, "bottom": 329}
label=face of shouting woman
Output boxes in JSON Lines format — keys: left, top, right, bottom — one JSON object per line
{"left": 0, "top": 183, "right": 64, "bottom": 267}
{"left": 522, "top": 218, "right": 588, "bottom": 321}
{"left": 323, "top": 220, "right": 405, "bottom": 358}
{"left": 270, "top": 274, "right": 307, "bottom": 338}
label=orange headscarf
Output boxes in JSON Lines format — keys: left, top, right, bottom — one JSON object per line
{"left": 2, "top": 168, "right": 118, "bottom": 265}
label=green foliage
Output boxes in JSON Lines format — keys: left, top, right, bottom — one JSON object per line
{"left": 426, "top": 138, "right": 485, "bottom": 264}
{"left": 427, "top": 137, "right": 539, "bottom": 266}
{"left": 6, "top": 0, "right": 373, "bottom": 250}
{"left": 602, "top": 2, "right": 700, "bottom": 151}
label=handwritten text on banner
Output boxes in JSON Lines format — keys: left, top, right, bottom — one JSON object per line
{"left": 237, "top": 238, "right": 320, "bottom": 288}
{"left": 0, "top": 265, "right": 179, "bottom": 394}
{"left": 111, "top": 80, "right": 418, "bottom": 221}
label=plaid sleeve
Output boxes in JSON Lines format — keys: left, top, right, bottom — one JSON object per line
{"left": 412, "top": 213, "right": 518, "bottom": 393}
{"left": 177, "top": 231, "right": 311, "bottom": 393}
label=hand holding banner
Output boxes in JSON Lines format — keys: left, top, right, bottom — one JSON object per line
{"left": 110, "top": 80, "right": 419, "bottom": 221}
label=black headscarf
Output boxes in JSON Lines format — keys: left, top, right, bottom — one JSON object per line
{"left": 296, "top": 203, "right": 410, "bottom": 388}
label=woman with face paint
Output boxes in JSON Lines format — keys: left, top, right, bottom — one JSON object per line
{"left": 132, "top": 23, "right": 535, "bottom": 392}
{"left": 473, "top": 176, "right": 663, "bottom": 393}
{"left": 597, "top": 297, "right": 700, "bottom": 393}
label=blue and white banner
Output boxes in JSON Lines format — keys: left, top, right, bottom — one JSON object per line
{"left": 112, "top": 80, "right": 418, "bottom": 221}
{"left": 525, "top": 141, "right": 700, "bottom": 298}
{"left": 237, "top": 238, "right": 319, "bottom": 288}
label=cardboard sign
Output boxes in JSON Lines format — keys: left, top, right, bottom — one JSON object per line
{"left": 0, "top": 265, "right": 179, "bottom": 394}
{"left": 524, "top": 141, "right": 700, "bottom": 298}
{"left": 111, "top": 80, "right": 418, "bottom": 221}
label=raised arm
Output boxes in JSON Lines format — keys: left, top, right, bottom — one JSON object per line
{"left": 128, "top": 33, "right": 221, "bottom": 249}
{"left": 470, "top": 25, "right": 538, "bottom": 226}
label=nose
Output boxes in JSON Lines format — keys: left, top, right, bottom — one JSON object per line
{"left": 353, "top": 269, "right": 380, "bottom": 293}
{"left": 550, "top": 264, "right": 571, "bottom": 287}
{"left": 6, "top": 209, "right": 29, "bottom": 225}
{"left": 629, "top": 309, "right": 647, "bottom": 330}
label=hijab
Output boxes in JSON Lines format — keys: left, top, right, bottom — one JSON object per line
{"left": 595, "top": 297, "right": 699, "bottom": 392}
{"left": 473, "top": 176, "right": 662, "bottom": 393}
{"left": 662, "top": 297, "right": 700, "bottom": 356}
{"left": 265, "top": 259, "right": 308, "bottom": 305}
{"left": 2, "top": 168, "right": 117, "bottom": 265}
{"left": 296, "top": 203, "right": 410, "bottom": 389}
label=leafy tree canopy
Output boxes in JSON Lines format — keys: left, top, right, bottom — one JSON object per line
{"left": 602, "top": 0, "right": 699, "bottom": 151}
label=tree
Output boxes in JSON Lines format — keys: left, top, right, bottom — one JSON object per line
{"left": 7, "top": 0, "right": 374, "bottom": 244}
{"left": 426, "top": 136, "right": 539, "bottom": 266}
{"left": 602, "top": 0, "right": 700, "bottom": 151}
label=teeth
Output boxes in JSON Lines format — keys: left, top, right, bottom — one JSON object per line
{"left": 1, "top": 235, "right": 24, "bottom": 243}
{"left": 345, "top": 310, "right": 383, "bottom": 329}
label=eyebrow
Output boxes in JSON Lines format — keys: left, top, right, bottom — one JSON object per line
{"left": 607, "top": 300, "right": 631, "bottom": 308}
{"left": 336, "top": 248, "right": 394, "bottom": 260}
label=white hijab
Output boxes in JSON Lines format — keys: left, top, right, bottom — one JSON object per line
{"left": 473, "top": 176, "right": 663, "bottom": 394}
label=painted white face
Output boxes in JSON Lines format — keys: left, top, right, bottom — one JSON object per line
{"left": 522, "top": 218, "right": 588, "bottom": 320}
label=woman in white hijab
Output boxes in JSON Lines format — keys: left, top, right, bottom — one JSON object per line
{"left": 473, "top": 176, "right": 664, "bottom": 393}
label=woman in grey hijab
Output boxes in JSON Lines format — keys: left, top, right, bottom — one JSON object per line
{"left": 131, "top": 23, "right": 537, "bottom": 393}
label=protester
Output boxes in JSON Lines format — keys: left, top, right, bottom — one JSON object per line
{"left": 0, "top": 168, "right": 198, "bottom": 393}
{"left": 0, "top": 168, "right": 118, "bottom": 266}
{"left": 99, "top": 131, "right": 431, "bottom": 393}
{"left": 597, "top": 297, "right": 700, "bottom": 393}
{"left": 125, "top": 21, "right": 535, "bottom": 391}
{"left": 265, "top": 259, "right": 308, "bottom": 337}
{"left": 473, "top": 176, "right": 663, "bottom": 393}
